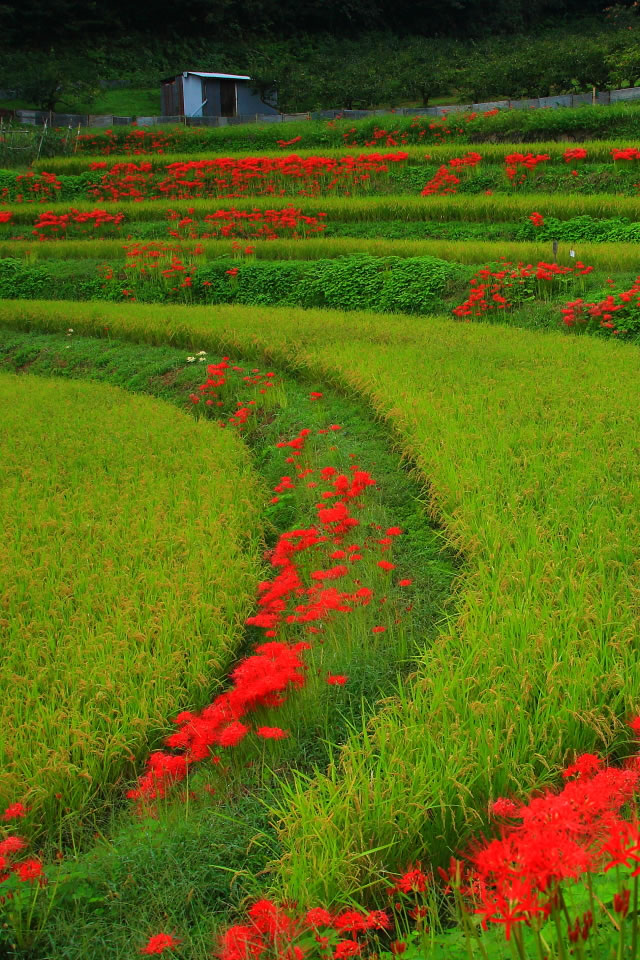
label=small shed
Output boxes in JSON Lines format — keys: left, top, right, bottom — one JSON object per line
{"left": 161, "top": 72, "right": 278, "bottom": 119}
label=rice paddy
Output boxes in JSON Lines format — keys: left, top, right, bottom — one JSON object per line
{"left": 2, "top": 110, "right": 640, "bottom": 958}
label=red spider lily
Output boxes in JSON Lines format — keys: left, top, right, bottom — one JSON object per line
{"left": 391, "top": 866, "right": 428, "bottom": 894}
{"left": 491, "top": 797, "right": 519, "bottom": 817}
{"left": 327, "top": 675, "right": 348, "bottom": 685}
{"left": 528, "top": 211, "right": 544, "bottom": 227}
{"left": 140, "top": 933, "right": 181, "bottom": 955}
{"left": 561, "top": 275, "right": 640, "bottom": 333}
{"left": 562, "top": 753, "right": 603, "bottom": 779}
{"left": 218, "top": 924, "right": 266, "bottom": 960}
{"left": 421, "top": 165, "right": 461, "bottom": 197}
{"left": 256, "top": 726, "right": 289, "bottom": 740}
{"left": 333, "top": 940, "right": 362, "bottom": 958}
{"left": 14, "top": 858, "right": 44, "bottom": 883}
{"left": 455, "top": 260, "right": 593, "bottom": 320}
{"left": 612, "top": 147, "right": 640, "bottom": 162}
{"left": 0, "top": 836, "right": 27, "bottom": 856}
{"left": 2, "top": 803, "right": 27, "bottom": 821}
{"left": 563, "top": 148, "right": 588, "bottom": 163}
{"left": 305, "top": 908, "right": 333, "bottom": 927}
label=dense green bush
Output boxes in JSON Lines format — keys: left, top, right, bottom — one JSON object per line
{"left": 0, "top": 253, "right": 468, "bottom": 313}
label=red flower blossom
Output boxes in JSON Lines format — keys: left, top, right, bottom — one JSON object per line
{"left": 0, "top": 836, "right": 27, "bottom": 856}
{"left": 256, "top": 726, "right": 289, "bottom": 740}
{"left": 327, "top": 675, "right": 348, "bottom": 685}
{"left": 2, "top": 803, "right": 27, "bottom": 821}
{"left": 140, "top": 932, "right": 181, "bottom": 954}
{"left": 14, "top": 858, "right": 43, "bottom": 882}
{"left": 333, "top": 941, "right": 361, "bottom": 959}
{"left": 305, "top": 907, "right": 333, "bottom": 928}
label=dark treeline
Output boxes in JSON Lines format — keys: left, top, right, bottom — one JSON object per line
{"left": 1, "top": 2, "right": 640, "bottom": 113}
{"left": 0, "top": 0, "right": 616, "bottom": 46}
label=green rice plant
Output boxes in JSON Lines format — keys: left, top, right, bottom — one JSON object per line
{"left": 28, "top": 141, "right": 639, "bottom": 175}
{"left": 3, "top": 300, "right": 640, "bottom": 911}
{"left": 0, "top": 371, "right": 263, "bottom": 839}
{"left": 2, "top": 238, "right": 640, "bottom": 274}
{"left": 3, "top": 193, "right": 639, "bottom": 223}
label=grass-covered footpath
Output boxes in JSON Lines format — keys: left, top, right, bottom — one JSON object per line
{"left": 3, "top": 106, "right": 640, "bottom": 959}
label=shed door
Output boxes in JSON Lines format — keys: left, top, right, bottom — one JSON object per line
{"left": 220, "top": 79, "right": 237, "bottom": 117}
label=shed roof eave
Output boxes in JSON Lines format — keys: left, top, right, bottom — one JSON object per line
{"left": 190, "top": 72, "right": 251, "bottom": 80}
{"left": 161, "top": 71, "right": 252, "bottom": 84}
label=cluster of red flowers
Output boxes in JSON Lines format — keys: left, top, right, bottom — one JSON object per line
{"left": 188, "top": 356, "right": 278, "bottom": 421}
{"left": 563, "top": 147, "right": 588, "bottom": 163}
{"left": 561, "top": 275, "right": 640, "bottom": 334}
{"left": 82, "top": 153, "right": 408, "bottom": 202}
{"left": 453, "top": 259, "right": 593, "bottom": 319}
{"left": 167, "top": 205, "right": 326, "bottom": 241}
{"left": 504, "top": 152, "right": 550, "bottom": 183}
{"left": 218, "top": 900, "right": 395, "bottom": 960}
{"left": 611, "top": 147, "right": 640, "bottom": 161}
{"left": 528, "top": 211, "right": 544, "bottom": 227}
{"left": 128, "top": 370, "right": 409, "bottom": 806}
{"left": 140, "top": 932, "right": 181, "bottom": 955}
{"left": 0, "top": 816, "right": 44, "bottom": 896}
{"left": 0, "top": 170, "right": 62, "bottom": 204}
{"left": 212, "top": 864, "right": 428, "bottom": 960}
{"left": 341, "top": 126, "right": 408, "bottom": 148}
{"left": 462, "top": 743, "right": 640, "bottom": 942}
{"left": 340, "top": 111, "right": 499, "bottom": 148}
{"left": 98, "top": 241, "right": 204, "bottom": 300}
{"left": 209, "top": 734, "right": 640, "bottom": 959}
{"left": 0, "top": 212, "right": 12, "bottom": 224}
{"left": 30, "top": 208, "right": 125, "bottom": 240}
{"left": 75, "top": 127, "right": 202, "bottom": 156}
{"left": 420, "top": 151, "right": 482, "bottom": 196}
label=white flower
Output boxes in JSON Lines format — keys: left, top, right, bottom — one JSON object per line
{"left": 197, "top": 350, "right": 207, "bottom": 355}
{"left": 198, "top": 356, "right": 206, "bottom": 361}
{"left": 186, "top": 356, "right": 196, "bottom": 362}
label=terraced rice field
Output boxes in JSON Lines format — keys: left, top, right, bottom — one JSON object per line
{"left": 3, "top": 113, "right": 640, "bottom": 959}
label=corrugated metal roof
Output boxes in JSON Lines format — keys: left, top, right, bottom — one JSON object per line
{"left": 188, "top": 72, "right": 251, "bottom": 80}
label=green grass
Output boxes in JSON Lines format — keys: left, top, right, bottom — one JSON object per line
{"left": 0, "top": 87, "right": 160, "bottom": 116}
{"left": 3, "top": 299, "right": 640, "bottom": 911}
{"left": 59, "top": 101, "right": 640, "bottom": 152}
{"left": 0, "top": 370, "right": 263, "bottom": 839}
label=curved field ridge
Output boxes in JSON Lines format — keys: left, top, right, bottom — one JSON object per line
{"left": 0, "top": 372, "right": 263, "bottom": 833}
{"left": 2, "top": 301, "right": 640, "bottom": 899}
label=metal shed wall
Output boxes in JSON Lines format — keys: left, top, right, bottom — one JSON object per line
{"left": 237, "top": 84, "right": 278, "bottom": 115}
{"left": 182, "top": 74, "right": 205, "bottom": 116}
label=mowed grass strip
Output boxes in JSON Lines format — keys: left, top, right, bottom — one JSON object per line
{"left": 3, "top": 300, "right": 640, "bottom": 902}
{"left": 29, "top": 141, "right": 636, "bottom": 174}
{"left": 0, "top": 372, "right": 263, "bottom": 836}
{"left": 3, "top": 237, "right": 639, "bottom": 272}
{"left": 3, "top": 193, "right": 640, "bottom": 222}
